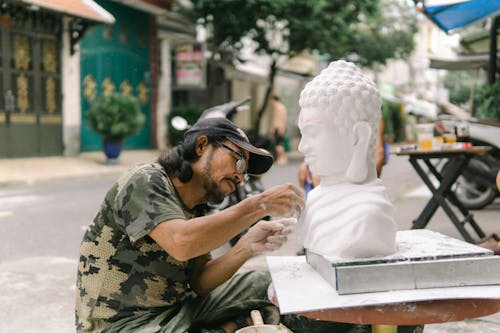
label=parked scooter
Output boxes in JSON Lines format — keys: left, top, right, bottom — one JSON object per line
{"left": 170, "top": 98, "right": 274, "bottom": 244}
{"left": 436, "top": 115, "right": 500, "bottom": 209}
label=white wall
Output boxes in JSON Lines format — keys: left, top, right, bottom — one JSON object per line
{"left": 156, "top": 39, "right": 172, "bottom": 150}
{"left": 61, "top": 17, "right": 82, "bottom": 156}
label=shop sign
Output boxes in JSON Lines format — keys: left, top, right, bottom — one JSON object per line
{"left": 173, "top": 42, "right": 206, "bottom": 89}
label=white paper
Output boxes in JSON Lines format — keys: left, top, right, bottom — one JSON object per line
{"left": 266, "top": 255, "right": 500, "bottom": 314}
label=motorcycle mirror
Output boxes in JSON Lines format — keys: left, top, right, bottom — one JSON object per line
{"left": 171, "top": 116, "right": 190, "bottom": 131}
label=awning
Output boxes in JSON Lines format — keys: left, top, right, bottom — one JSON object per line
{"left": 415, "top": 1, "right": 499, "bottom": 83}
{"left": 19, "top": 0, "right": 115, "bottom": 24}
{"left": 415, "top": 0, "right": 500, "bottom": 33}
{"left": 429, "top": 53, "right": 500, "bottom": 70}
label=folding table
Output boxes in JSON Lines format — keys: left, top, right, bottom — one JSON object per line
{"left": 396, "top": 146, "right": 491, "bottom": 243}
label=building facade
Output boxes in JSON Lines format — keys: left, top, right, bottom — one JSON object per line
{"left": 0, "top": 0, "right": 113, "bottom": 158}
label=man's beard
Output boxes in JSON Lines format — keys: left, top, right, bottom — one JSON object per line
{"left": 203, "top": 175, "right": 226, "bottom": 205}
{"left": 201, "top": 151, "right": 228, "bottom": 205}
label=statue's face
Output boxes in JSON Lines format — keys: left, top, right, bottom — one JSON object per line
{"left": 298, "top": 107, "right": 352, "bottom": 177}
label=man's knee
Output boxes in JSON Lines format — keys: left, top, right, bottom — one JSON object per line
{"left": 234, "top": 270, "right": 272, "bottom": 295}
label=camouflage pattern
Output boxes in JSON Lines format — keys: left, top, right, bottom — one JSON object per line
{"left": 76, "top": 163, "right": 197, "bottom": 332}
{"left": 101, "top": 270, "right": 276, "bottom": 333}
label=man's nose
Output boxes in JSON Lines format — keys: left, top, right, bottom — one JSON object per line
{"left": 234, "top": 173, "right": 245, "bottom": 184}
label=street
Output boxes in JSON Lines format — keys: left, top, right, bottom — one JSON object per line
{"left": 0, "top": 175, "right": 116, "bottom": 261}
{"left": 1, "top": 154, "right": 499, "bottom": 332}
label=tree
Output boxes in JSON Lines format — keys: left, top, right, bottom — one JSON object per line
{"left": 348, "top": 0, "right": 417, "bottom": 67}
{"left": 178, "top": 0, "right": 416, "bottom": 132}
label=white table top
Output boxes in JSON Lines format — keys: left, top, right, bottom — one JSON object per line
{"left": 267, "top": 255, "right": 500, "bottom": 314}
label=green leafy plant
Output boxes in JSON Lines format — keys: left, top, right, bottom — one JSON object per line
{"left": 474, "top": 81, "right": 500, "bottom": 121}
{"left": 166, "top": 105, "right": 203, "bottom": 146}
{"left": 178, "top": 0, "right": 416, "bottom": 133}
{"left": 443, "top": 71, "right": 478, "bottom": 107}
{"left": 382, "top": 99, "right": 406, "bottom": 143}
{"left": 87, "top": 93, "right": 146, "bottom": 140}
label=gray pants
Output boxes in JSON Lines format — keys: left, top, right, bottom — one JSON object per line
{"left": 102, "top": 270, "right": 370, "bottom": 333}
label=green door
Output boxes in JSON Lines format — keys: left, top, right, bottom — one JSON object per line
{"left": 0, "top": 6, "right": 63, "bottom": 157}
{"left": 80, "top": 0, "right": 151, "bottom": 151}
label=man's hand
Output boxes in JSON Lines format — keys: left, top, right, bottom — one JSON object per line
{"left": 238, "top": 218, "right": 295, "bottom": 254}
{"left": 256, "top": 183, "right": 304, "bottom": 218}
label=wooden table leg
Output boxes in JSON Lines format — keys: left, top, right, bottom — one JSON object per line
{"left": 372, "top": 324, "right": 397, "bottom": 333}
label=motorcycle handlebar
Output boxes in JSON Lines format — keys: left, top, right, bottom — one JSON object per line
{"left": 200, "top": 97, "right": 251, "bottom": 120}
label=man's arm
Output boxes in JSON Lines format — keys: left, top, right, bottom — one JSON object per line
{"left": 188, "top": 219, "right": 293, "bottom": 296}
{"left": 149, "top": 183, "right": 303, "bottom": 262}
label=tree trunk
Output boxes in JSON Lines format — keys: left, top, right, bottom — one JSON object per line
{"left": 254, "top": 59, "right": 278, "bottom": 132}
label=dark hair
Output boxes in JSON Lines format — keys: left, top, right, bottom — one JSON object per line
{"left": 158, "top": 133, "right": 220, "bottom": 183}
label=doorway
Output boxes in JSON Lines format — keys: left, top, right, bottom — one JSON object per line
{"left": 0, "top": 5, "right": 62, "bottom": 157}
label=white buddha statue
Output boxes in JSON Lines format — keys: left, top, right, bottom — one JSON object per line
{"left": 298, "top": 60, "right": 397, "bottom": 259}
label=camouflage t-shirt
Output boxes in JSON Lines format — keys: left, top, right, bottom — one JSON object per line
{"left": 76, "top": 163, "right": 197, "bottom": 332}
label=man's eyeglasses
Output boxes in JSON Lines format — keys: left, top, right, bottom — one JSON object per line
{"left": 218, "top": 142, "right": 247, "bottom": 175}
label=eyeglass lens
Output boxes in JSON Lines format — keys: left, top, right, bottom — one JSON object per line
{"left": 219, "top": 142, "right": 247, "bottom": 174}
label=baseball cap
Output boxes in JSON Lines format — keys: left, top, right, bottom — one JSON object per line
{"left": 185, "top": 117, "right": 274, "bottom": 175}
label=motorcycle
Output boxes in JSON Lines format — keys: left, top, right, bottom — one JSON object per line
{"left": 436, "top": 115, "right": 500, "bottom": 210}
{"left": 170, "top": 97, "right": 274, "bottom": 245}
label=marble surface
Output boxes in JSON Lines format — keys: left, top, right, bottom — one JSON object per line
{"left": 267, "top": 255, "right": 500, "bottom": 314}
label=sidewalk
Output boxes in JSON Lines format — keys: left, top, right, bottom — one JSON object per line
{"left": 0, "top": 150, "right": 159, "bottom": 187}
{"left": 0, "top": 150, "right": 306, "bottom": 187}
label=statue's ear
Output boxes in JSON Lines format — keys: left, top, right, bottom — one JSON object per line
{"left": 345, "top": 121, "right": 372, "bottom": 183}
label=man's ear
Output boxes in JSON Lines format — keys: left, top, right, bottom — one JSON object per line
{"left": 345, "top": 121, "right": 371, "bottom": 183}
{"left": 195, "top": 136, "right": 209, "bottom": 156}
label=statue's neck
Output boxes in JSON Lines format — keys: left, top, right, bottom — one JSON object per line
{"left": 319, "top": 171, "right": 378, "bottom": 188}
{"left": 319, "top": 176, "right": 344, "bottom": 187}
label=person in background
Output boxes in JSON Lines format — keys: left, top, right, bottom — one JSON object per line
{"left": 497, "top": 168, "right": 500, "bottom": 191}
{"left": 297, "top": 162, "right": 320, "bottom": 198}
{"left": 375, "top": 118, "right": 387, "bottom": 177}
{"left": 476, "top": 169, "right": 500, "bottom": 254}
{"left": 269, "top": 95, "right": 288, "bottom": 165}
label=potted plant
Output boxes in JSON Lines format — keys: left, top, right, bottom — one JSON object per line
{"left": 87, "top": 93, "right": 146, "bottom": 163}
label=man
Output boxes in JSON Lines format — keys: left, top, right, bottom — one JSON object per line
{"left": 76, "top": 117, "right": 367, "bottom": 333}
{"left": 75, "top": 116, "right": 303, "bottom": 332}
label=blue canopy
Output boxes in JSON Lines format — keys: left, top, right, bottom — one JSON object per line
{"left": 416, "top": 0, "right": 500, "bottom": 33}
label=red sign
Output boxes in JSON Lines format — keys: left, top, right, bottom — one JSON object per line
{"left": 174, "top": 43, "right": 206, "bottom": 89}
